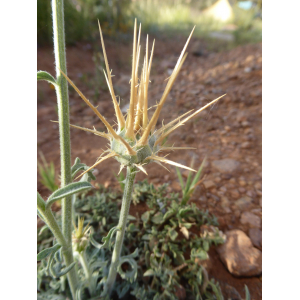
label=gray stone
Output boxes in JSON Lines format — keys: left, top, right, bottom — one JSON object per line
{"left": 235, "top": 196, "right": 253, "bottom": 210}
{"left": 241, "top": 141, "right": 251, "bottom": 149}
{"left": 212, "top": 159, "right": 240, "bottom": 174}
{"left": 203, "top": 180, "right": 216, "bottom": 190}
{"left": 221, "top": 283, "right": 242, "bottom": 300}
{"left": 249, "top": 228, "right": 262, "bottom": 249}
{"left": 240, "top": 212, "right": 261, "bottom": 228}
{"left": 217, "top": 229, "right": 262, "bottom": 277}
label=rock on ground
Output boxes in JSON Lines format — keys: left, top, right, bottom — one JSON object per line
{"left": 217, "top": 229, "right": 262, "bottom": 277}
{"left": 240, "top": 211, "right": 261, "bottom": 228}
{"left": 212, "top": 159, "right": 241, "bottom": 174}
{"left": 249, "top": 228, "right": 262, "bottom": 250}
{"left": 235, "top": 196, "right": 253, "bottom": 210}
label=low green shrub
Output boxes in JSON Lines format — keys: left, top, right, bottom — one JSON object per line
{"left": 38, "top": 180, "right": 226, "bottom": 299}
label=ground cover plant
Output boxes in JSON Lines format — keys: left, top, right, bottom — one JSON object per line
{"left": 37, "top": 1, "right": 253, "bottom": 299}
{"left": 38, "top": 180, "right": 229, "bottom": 299}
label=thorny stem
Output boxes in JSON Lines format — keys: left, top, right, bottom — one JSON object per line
{"left": 51, "top": 0, "right": 78, "bottom": 298}
{"left": 104, "top": 166, "right": 137, "bottom": 296}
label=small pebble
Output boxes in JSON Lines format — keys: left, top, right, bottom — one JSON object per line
{"left": 254, "top": 182, "right": 262, "bottom": 190}
{"left": 203, "top": 180, "right": 216, "bottom": 190}
{"left": 219, "top": 186, "right": 227, "bottom": 192}
{"left": 238, "top": 187, "right": 246, "bottom": 193}
{"left": 241, "top": 141, "right": 251, "bottom": 149}
{"left": 230, "top": 190, "right": 240, "bottom": 199}
{"left": 239, "top": 180, "right": 247, "bottom": 186}
{"left": 229, "top": 178, "right": 236, "bottom": 184}
{"left": 214, "top": 176, "right": 222, "bottom": 183}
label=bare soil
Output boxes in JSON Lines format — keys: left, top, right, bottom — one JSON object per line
{"left": 37, "top": 35, "right": 262, "bottom": 299}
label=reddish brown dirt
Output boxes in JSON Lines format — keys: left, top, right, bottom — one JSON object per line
{"left": 37, "top": 35, "right": 262, "bottom": 299}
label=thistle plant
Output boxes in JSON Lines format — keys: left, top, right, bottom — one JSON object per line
{"left": 58, "top": 19, "right": 225, "bottom": 295}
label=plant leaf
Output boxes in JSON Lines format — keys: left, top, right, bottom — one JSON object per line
{"left": 46, "top": 182, "right": 92, "bottom": 209}
{"left": 245, "top": 285, "right": 251, "bottom": 300}
{"left": 176, "top": 167, "right": 185, "bottom": 190}
{"left": 180, "top": 226, "right": 189, "bottom": 239}
{"left": 117, "top": 248, "right": 139, "bottom": 283}
{"left": 37, "top": 71, "right": 57, "bottom": 85}
{"left": 127, "top": 215, "right": 136, "bottom": 221}
{"left": 37, "top": 244, "right": 61, "bottom": 261}
{"left": 179, "top": 207, "right": 193, "bottom": 217}
{"left": 141, "top": 211, "right": 150, "bottom": 223}
{"left": 163, "top": 209, "right": 176, "bottom": 220}
{"left": 143, "top": 269, "right": 155, "bottom": 277}
{"left": 190, "top": 158, "right": 206, "bottom": 189}
{"left": 169, "top": 228, "right": 178, "bottom": 241}
{"left": 90, "top": 226, "right": 119, "bottom": 250}
{"left": 151, "top": 212, "right": 164, "bottom": 224}
{"left": 51, "top": 261, "right": 76, "bottom": 278}
{"left": 38, "top": 225, "right": 49, "bottom": 235}
{"left": 71, "top": 157, "right": 96, "bottom": 181}
{"left": 37, "top": 192, "right": 46, "bottom": 211}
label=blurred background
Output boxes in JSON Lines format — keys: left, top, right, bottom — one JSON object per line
{"left": 38, "top": 0, "right": 261, "bottom": 47}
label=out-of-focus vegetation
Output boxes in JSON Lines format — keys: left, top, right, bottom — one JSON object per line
{"left": 38, "top": 0, "right": 261, "bottom": 46}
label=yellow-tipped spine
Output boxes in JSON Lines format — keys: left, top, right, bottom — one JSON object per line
{"left": 98, "top": 20, "right": 125, "bottom": 131}
{"left": 126, "top": 19, "right": 138, "bottom": 140}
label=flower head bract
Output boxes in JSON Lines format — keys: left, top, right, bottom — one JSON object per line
{"left": 59, "top": 19, "right": 225, "bottom": 178}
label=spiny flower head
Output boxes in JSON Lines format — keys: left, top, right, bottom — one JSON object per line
{"left": 60, "top": 19, "right": 225, "bottom": 177}
{"left": 72, "top": 217, "right": 91, "bottom": 253}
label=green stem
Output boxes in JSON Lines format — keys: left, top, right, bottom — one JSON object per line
{"left": 78, "top": 251, "right": 93, "bottom": 296}
{"left": 104, "top": 166, "right": 136, "bottom": 296}
{"left": 51, "top": 0, "right": 77, "bottom": 298}
{"left": 37, "top": 194, "right": 67, "bottom": 248}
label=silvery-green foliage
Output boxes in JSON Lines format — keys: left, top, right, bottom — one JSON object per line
{"left": 45, "top": 182, "right": 92, "bottom": 209}
{"left": 117, "top": 248, "right": 139, "bottom": 283}
{"left": 38, "top": 180, "right": 246, "bottom": 299}
{"left": 245, "top": 285, "right": 251, "bottom": 300}
{"left": 37, "top": 71, "right": 57, "bottom": 86}
{"left": 71, "top": 158, "right": 96, "bottom": 182}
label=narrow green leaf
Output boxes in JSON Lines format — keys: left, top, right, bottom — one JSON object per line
{"left": 176, "top": 167, "right": 185, "bottom": 190}
{"left": 46, "top": 182, "right": 92, "bottom": 209}
{"left": 37, "top": 244, "right": 61, "bottom": 261}
{"left": 51, "top": 261, "right": 76, "bottom": 278}
{"left": 71, "top": 157, "right": 96, "bottom": 181}
{"left": 38, "top": 225, "right": 49, "bottom": 235}
{"left": 245, "top": 285, "right": 251, "bottom": 300}
{"left": 37, "top": 192, "right": 46, "bottom": 211}
{"left": 127, "top": 215, "right": 136, "bottom": 221}
{"left": 90, "top": 226, "right": 119, "bottom": 250}
{"left": 190, "top": 158, "right": 206, "bottom": 188}
{"left": 89, "top": 260, "right": 107, "bottom": 272}
{"left": 143, "top": 269, "right": 155, "bottom": 277}
{"left": 71, "top": 164, "right": 86, "bottom": 179}
{"left": 37, "top": 71, "right": 57, "bottom": 85}
{"left": 184, "top": 169, "right": 193, "bottom": 194}
{"left": 46, "top": 250, "right": 56, "bottom": 273}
